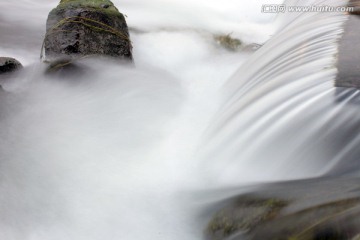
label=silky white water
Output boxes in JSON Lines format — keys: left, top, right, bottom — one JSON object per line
{"left": 0, "top": 0, "right": 355, "bottom": 239}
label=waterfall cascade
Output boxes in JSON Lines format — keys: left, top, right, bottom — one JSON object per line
{"left": 201, "top": 0, "right": 358, "bottom": 185}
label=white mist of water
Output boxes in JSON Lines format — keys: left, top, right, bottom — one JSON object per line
{"left": 0, "top": 1, "right": 278, "bottom": 240}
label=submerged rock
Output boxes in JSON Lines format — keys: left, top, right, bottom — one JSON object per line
{"left": 205, "top": 178, "right": 360, "bottom": 240}
{"left": 42, "top": 0, "right": 133, "bottom": 65}
{"left": 214, "top": 34, "right": 261, "bottom": 52}
{"left": 0, "top": 57, "right": 23, "bottom": 75}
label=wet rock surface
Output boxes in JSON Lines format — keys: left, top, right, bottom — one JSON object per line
{"left": 335, "top": 14, "right": 360, "bottom": 88}
{"left": 0, "top": 57, "right": 23, "bottom": 75}
{"left": 205, "top": 177, "right": 360, "bottom": 240}
{"left": 42, "top": 0, "right": 133, "bottom": 64}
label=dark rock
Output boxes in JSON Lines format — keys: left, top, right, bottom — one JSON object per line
{"left": 205, "top": 178, "right": 360, "bottom": 240}
{"left": 42, "top": 0, "right": 133, "bottom": 64}
{"left": 335, "top": 14, "right": 360, "bottom": 88}
{"left": 349, "top": 0, "right": 360, "bottom": 15}
{"left": 0, "top": 57, "right": 23, "bottom": 75}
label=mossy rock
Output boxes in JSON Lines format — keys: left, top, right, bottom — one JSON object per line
{"left": 42, "top": 0, "right": 133, "bottom": 64}
{"left": 206, "top": 196, "right": 288, "bottom": 240}
{"left": 205, "top": 178, "right": 360, "bottom": 240}
{"left": 214, "top": 34, "right": 262, "bottom": 52}
{"left": 214, "top": 34, "right": 242, "bottom": 52}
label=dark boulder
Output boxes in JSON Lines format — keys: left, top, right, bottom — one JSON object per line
{"left": 0, "top": 57, "right": 23, "bottom": 75}
{"left": 42, "top": 0, "right": 133, "bottom": 65}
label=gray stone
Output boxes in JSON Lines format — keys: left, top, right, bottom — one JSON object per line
{"left": 42, "top": 0, "right": 133, "bottom": 64}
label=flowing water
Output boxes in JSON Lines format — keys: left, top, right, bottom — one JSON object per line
{"left": 0, "top": 0, "right": 357, "bottom": 239}
{"left": 202, "top": 0, "right": 359, "bottom": 184}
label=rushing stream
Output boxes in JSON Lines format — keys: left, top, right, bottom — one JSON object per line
{"left": 0, "top": 0, "right": 357, "bottom": 239}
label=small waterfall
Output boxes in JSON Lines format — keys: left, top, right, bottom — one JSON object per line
{"left": 202, "top": 0, "right": 357, "bottom": 185}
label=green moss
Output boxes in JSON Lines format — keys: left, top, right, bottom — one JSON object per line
{"left": 214, "top": 33, "right": 242, "bottom": 51}
{"left": 206, "top": 196, "right": 288, "bottom": 240}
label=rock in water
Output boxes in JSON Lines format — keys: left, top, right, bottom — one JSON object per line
{"left": 0, "top": 57, "right": 23, "bottom": 75}
{"left": 205, "top": 178, "right": 360, "bottom": 240}
{"left": 42, "top": 0, "right": 133, "bottom": 64}
{"left": 214, "top": 34, "right": 242, "bottom": 52}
